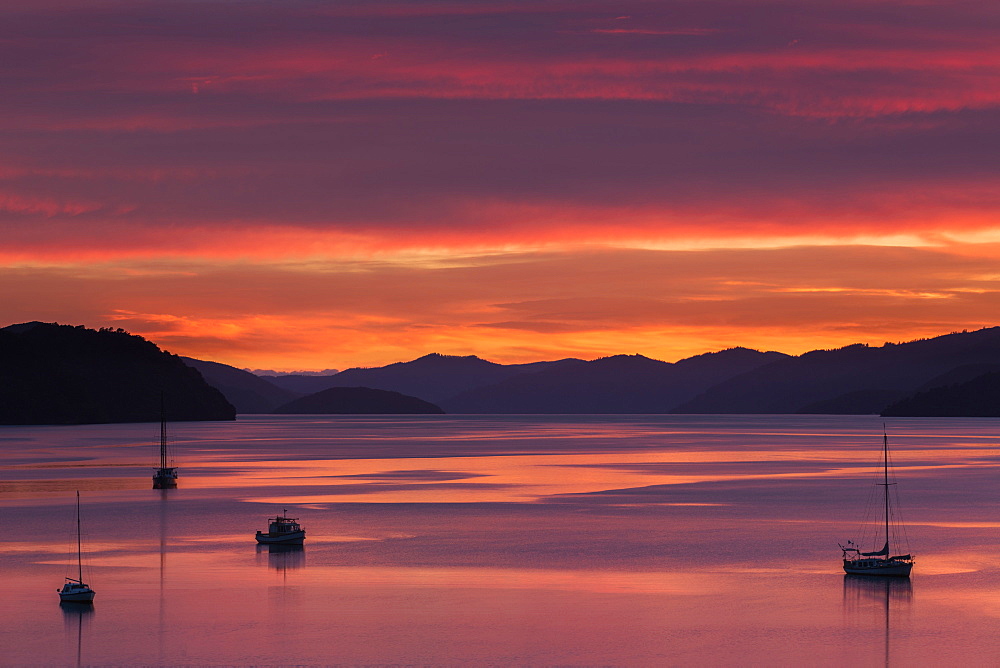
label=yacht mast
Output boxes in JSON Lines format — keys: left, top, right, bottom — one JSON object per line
{"left": 883, "top": 429, "right": 890, "bottom": 556}
{"left": 159, "top": 394, "right": 168, "bottom": 470}
{"left": 75, "top": 490, "right": 82, "bottom": 582}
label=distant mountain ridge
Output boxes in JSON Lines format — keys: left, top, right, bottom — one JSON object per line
{"left": 207, "top": 347, "right": 786, "bottom": 414}
{"left": 227, "top": 328, "right": 1000, "bottom": 416}
{"left": 675, "top": 328, "right": 1000, "bottom": 415}
{"left": 7, "top": 321, "right": 995, "bottom": 420}
{"left": 309, "top": 353, "right": 571, "bottom": 403}
{"left": 178, "top": 328, "right": 1000, "bottom": 416}
{"left": 442, "top": 349, "right": 788, "bottom": 413}
{"left": 181, "top": 357, "right": 299, "bottom": 413}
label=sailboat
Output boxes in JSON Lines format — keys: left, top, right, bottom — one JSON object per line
{"left": 152, "top": 397, "right": 177, "bottom": 489}
{"left": 839, "top": 430, "right": 914, "bottom": 577}
{"left": 58, "top": 491, "right": 96, "bottom": 603}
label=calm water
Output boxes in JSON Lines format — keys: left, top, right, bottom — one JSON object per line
{"left": 2, "top": 414, "right": 1000, "bottom": 666}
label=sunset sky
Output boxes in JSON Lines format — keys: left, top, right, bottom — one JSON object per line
{"left": 3, "top": 0, "right": 999, "bottom": 370}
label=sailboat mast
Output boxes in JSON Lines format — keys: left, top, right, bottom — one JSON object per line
{"left": 883, "top": 429, "right": 890, "bottom": 556}
{"left": 76, "top": 490, "right": 82, "bottom": 582}
{"left": 159, "top": 395, "right": 168, "bottom": 470}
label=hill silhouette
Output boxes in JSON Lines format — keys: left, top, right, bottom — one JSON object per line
{"left": 674, "top": 328, "right": 1000, "bottom": 414}
{"left": 181, "top": 357, "right": 299, "bottom": 413}
{"left": 307, "top": 353, "right": 569, "bottom": 403}
{"left": 254, "top": 329, "right": 1000, "bottom": 416}
{"left": 881, "top": 370, "right": 1000, "bottom": 417}
{"left": 17, "top": 320, "right": 999, "bottom": 419}
{"left": 0, "top": 322, "right": 235, "bottom": 424}
{"left": 273, "top": 386, "right": 444, "bottom": 414}
{"left": 261, "top": 373, "right": 344, "bottom": 395}
{"left": 442, "top": 349, "right": 787, "bottom": 413}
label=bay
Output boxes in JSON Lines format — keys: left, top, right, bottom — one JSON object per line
{"left": 2, "top": 414, "right": 1000, "bottom": 666}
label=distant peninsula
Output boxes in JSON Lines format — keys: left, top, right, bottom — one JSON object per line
{"left": 0, "top": 322, "right": 235, "bottom": 425}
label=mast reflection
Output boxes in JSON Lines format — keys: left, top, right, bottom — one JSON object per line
{"left": 60, "top": 601, "right": 94, "bottom": 668}
{"left": 158, "top": 487, "right": 171, "bottom": 663}
{"left": 843, "top": 574, "right": 912, "bottom": 666}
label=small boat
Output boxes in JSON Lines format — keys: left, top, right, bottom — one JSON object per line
{"left": 839, "top": 430, "right": 914, "bottom": 577}
{"left": 58, "top": 491, "right": 96, "bottom": 603}
{"left": 152, "top": 397, "right": 177, "bottom": 489}
{"left": 255, "top": 511, "right": 306, "bottom": 544}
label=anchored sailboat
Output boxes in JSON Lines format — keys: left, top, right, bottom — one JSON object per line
{"left": 58, "top": 491, "right": 96, "bottom": 603}
{"left": 839, "top": 430, "right": 914, "bottom": 577}
{"left": 152, "top": 397, "right": 177, "bottom": 489}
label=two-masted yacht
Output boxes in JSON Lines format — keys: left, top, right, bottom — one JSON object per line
{"left": 58, "top": 491, "right": 96, "bottom": 603}
{"left": 839, "top": 431, "right": 914, "bottom": 577}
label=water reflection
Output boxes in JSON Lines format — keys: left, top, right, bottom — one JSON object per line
{"left": 158, "top": 487, "right": 173, "bottom": 665}
{"left": 843, "top": 574, "right": 913, "bottom": 605}
{"left": 257, "top": 543, "right": 306, "bottom": 573}
{"left": 843, "top": 575, "right": 913, "bottom": 666}
{"left": 60, "top": 601, "right": 94, "bottom": 668}
{"left": 5, "top": 416, "right": 1000, "bottom": 665}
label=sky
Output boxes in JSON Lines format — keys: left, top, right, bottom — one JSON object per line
{"left": 2, "top": 0, "right": 999, "bottom": 370}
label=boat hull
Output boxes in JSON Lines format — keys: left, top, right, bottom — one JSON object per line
{"left": 153, "top": 467, "right": 177, "bottom": 489}
{"left": 843, "top": 559, "right": 912, "bottom": 577}
{"left": 255, "top": 530, "right": 305, "bottom": 545}
{"left": 58, "top": 587, "right": 95, "bottom": 603}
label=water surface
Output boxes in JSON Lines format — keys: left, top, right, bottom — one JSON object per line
{"left": 2, "top": 415, "right": 999, "bottom": 665}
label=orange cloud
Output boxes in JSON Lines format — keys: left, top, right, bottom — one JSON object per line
{"left": 3, "top": 245, "right": 998, "bottom": 369}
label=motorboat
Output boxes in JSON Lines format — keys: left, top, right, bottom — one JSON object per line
{"left": 255, "top": 511, "right": 306, "bottom": 544}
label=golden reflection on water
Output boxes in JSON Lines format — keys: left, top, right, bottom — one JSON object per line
{"left": 4, "top": 415, "right": 1000, "bottom": 506}
{"left": 117, "top": 546, "right": 732, "bottom": 595}
{"left": 183, "top": 448, "right": 999, "bottom": 504}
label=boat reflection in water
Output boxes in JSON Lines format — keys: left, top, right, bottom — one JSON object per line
{"left": 843, "top": 574, "right": 912, "bottom": 665}
{"left": 256, "top": 543, "right": 306, "bottom": 573}
{"left": 60, "top": 600, "right": 94, "bottom": 668}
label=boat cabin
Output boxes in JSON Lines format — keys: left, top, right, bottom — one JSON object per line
{"left": 255, "top": 513, "right": 306, "bottom": 544}
{"left": 265, "top": 516, "right": 301, "bottom": 535}
{"left": 60, "top": 579, "right": 92, "bottom": 593}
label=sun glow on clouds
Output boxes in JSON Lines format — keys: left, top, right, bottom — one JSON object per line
{"left": 5, "top": 242, "right": 997, "bottom": 369}
{"left": 1, "top": 0, "right": 999, "bottom": 368}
